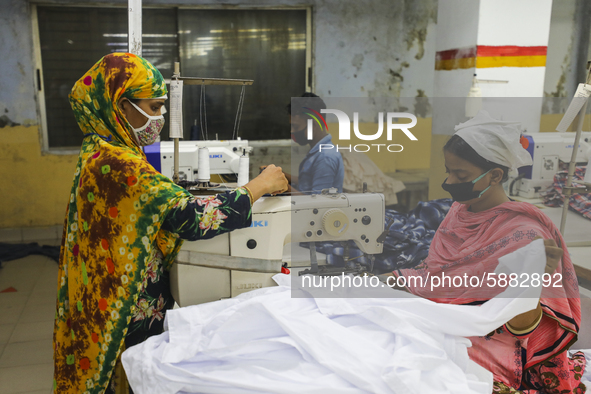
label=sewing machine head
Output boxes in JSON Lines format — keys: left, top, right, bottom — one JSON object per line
{"left": 228, "top": 192, "right": 385, "bottom": 261}
{"left": 290, "top": 192, "right": 385, "bottom": 254}
{"left": 144, "top": 139, "right": 251, "bottom": 181}
{"left": 290, "top": 192, "right": 386, "bottom": 276}
{"left": 510, "top": 132, "right": 591, "bottom": 198}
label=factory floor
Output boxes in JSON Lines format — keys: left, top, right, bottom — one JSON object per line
{"left": 0, "top": 234, "right": 60, "bottom": 394}
{"left": 1, "top": 231, "right": 591, "bottom": 394}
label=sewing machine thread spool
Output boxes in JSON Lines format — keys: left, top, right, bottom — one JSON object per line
{"left": 198, "top": 147, "right": 211, "bottom": 182}
{"left": 237, "top": 152, "right": 249, "bottom": 187}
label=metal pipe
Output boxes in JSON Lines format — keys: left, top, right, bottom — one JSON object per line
{"left": 128, "top": 0, "right": 142, "bottom": 56}
{"left": 172, "top": 62, "right": 180, "bottom": 183}
{"left": 179, "top": 77, "right": 254, "bottom": 86}
{"left": 173, "top": 138, "right": 180, "bottom": 184}
{"left": 559, "top": 67, "right": 591, "bottom": 234}
{"left": 559, "top": 100, "right": 587, "bottom": 234}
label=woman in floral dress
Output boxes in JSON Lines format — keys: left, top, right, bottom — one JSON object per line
{"left": 52, "top": 53, "right": 287, "bottom": 394}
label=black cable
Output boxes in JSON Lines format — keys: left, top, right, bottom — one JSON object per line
{"left": 509, "top": 173, "right": 525, "bottom": 196}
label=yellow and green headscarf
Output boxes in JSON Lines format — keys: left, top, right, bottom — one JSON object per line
{"left": 53, "top": 53, "right": 192, "bottom": 393}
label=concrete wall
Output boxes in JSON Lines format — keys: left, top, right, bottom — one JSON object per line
{"left": 314, "top": 0, "right": 437, "bottom": 99}
{"left": 0, "top": 0, "right": 78, "bottom": 228}
{"left": 0, "top": 0, "right": 438, "bottom": 228}
{"left": 0, "top": 125, "right": 77, "bottom": 227}
{"left": 4, "top": 0, "right": 591, "bottom": 228}
{"left": 0, "top": 0, "right": 38, "bottom": 127}
{"left": 429, "top": 0, "right": 555, "bottom": 200}
{"left": 543, "top": 0, "right": 591, "bottom": 114}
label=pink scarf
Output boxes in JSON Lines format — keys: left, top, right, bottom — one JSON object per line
{"left": 399, "top": 201, "right": 581, "bottom": 369}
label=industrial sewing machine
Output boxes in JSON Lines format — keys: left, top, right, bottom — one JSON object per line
{"left": 510, "top": 132, "right": 591, "bottom": 198}
{"left": 171, "top": 191, "right": 386, "bottom": 306}
{"left": 159, "top": 65, "right": 386, "bottom": 306}
{"left": 144, "top": 139, "right": 251, "bottom": 183}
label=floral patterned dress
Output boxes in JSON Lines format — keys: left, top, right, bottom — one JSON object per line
{"left": 54, "top": 53, "right": 254, "bottom": 394}
{"left": 397, "top": 201, "right": 586, "bottom": 393}
{"left": 128, "top": 192, "right": 251, "bottom": 347}
{"left": 474, "top": 326, "right": 587, "bottom": 394}
{"left": 106, "top": 192, "right": 252, "bottom": 394}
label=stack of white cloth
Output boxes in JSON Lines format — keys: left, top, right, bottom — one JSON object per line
{"left": 123, "top": 241, "right": 549, "bottom": 394}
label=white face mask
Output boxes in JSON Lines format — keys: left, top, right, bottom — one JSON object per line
{"left": 126, "top": 100, "right": 166, "bottom": 146}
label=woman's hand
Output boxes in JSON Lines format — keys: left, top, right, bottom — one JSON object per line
{"left": 260, "top": 165, "right": 292, "bottom": 184}
{"left": 534, "top": 237, "right": 563, "bottom": 274}
{"left": 245, "top": 164, "right": 288, "bottom": 202}
{"left": 506, "top": 238, "right": 563, "bottom": 332}
{"left": 543, "top": 238, "right": 563, "bottom": 274}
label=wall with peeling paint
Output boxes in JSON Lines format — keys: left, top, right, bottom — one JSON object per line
{"left": 4, "top": 0, "right": 589, "bottom": 227}
{"left": 544, "top": 0, "right": 577, "bottom": 110}
{"left": 429, "top": 0, "right": 555, "bottom": 199}
{"left": 543, "top": 0, "right": 591, "bottom": 113}
{"left": 1, "top": 0, "right": 439, "bottom": 124}
{"left": 0, "top": 0, "right": 79, "bottom": 228}
{"left": 0, "top": 0, "right": 438, "bottom": 228}
{"left": 314, "top": 0, "right": 437, "bottom": 100}
{"left": 0, "top": 125, "right": 78, "bottom": 227}
{"left": 0, "top": 0, "right": 38, "bottom": 127}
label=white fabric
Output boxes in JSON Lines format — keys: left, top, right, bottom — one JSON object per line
{"left": 454, "top": 110, "right": 533, "bottom": 169}
{"left": 122, "top": 240, "right": 546, "bottom": 394}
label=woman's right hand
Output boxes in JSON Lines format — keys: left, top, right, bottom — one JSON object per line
{"left": 245, "top": 164, "right": 288, "bottom": 202}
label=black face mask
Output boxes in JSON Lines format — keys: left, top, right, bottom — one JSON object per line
{"left": 291, "top": 126, "right": 309, "bottom": 146}
{"left": 441, "top": 169, "right": 491, "bottom": 202}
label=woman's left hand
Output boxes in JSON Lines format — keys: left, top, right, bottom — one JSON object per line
{"left": 535, "top": 237, "right": 563, "bottom": 274}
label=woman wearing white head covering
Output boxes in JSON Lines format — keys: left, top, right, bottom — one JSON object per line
{"left": 396, "top": 110, "right": 585, "bottom": 393}
{"left": 441, "top": 110, "right": 533, "bottom": 211}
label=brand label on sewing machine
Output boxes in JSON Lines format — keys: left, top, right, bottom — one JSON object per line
{"left": 250, "top": 220, "right": 269, "bottom": 228}
{"left": 235, "top": 283, "right": 263, "bottom": 290}
{"left": 209, "top": 154, "right": 222, "bottom": 159}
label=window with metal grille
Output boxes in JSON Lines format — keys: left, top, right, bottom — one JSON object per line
{"left": 35, "top": 5, "right": 308, "bottom": 149}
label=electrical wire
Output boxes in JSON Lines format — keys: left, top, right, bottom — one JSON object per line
{"left": 232, "top": 84, "right": 246, "bottom": 140}
{"left": 200, "top": 82, "right": 208, "bottom": 140}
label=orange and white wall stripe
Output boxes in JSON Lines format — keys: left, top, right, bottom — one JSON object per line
{"left": 429, "top": 0, "right": 554, "bottom": 199}
{"left": 433, "top": 0, "right": 553, "bottom": 98}
{"left": 435, "top": 45, "right": 547, "bottom": 71}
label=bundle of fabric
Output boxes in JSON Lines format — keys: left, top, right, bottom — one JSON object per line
{"left": 0, "top": 242, "right": 60, "bottom": 265}
{"left": 541, "top": 164, "right": 591, "bottom": 220}
{"left": 122, "top": 241, "right": 549, "bottom": 394}
{"left": 311, "top": 199, "right": 452, "bottom": 274}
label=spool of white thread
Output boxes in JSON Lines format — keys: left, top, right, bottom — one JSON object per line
{"left": 465, "top": 75, "right": 482, "bottom": 118}
{"left": 237, "top": 155, "right": 249, "bottom": 187}
{"left": 198, "top": 147, "right": 210, "bottom": 182}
